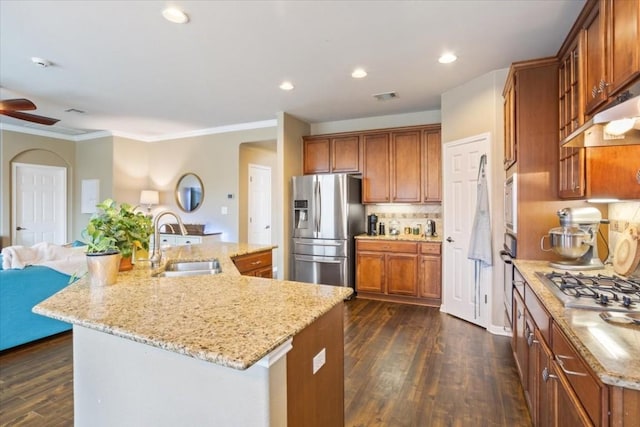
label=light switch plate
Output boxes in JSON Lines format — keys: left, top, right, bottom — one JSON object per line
{"left": 221, "top": 206, "right": 228, "bottom": 215}
{"left": 312, "top": 348, "right": 326, "bottom": 374}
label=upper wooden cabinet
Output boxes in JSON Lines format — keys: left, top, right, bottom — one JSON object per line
{"left": 503, "top": 81, "right": 516, "bottom": 170}
{"left": 362, "top": 125, "right": 442, "bottom": 204}
{"left": 304, "top": 124, "right": 442, "bottom": 204}
{"left": 390, "top": 130, "right": 422, "bottom": 203}
{"left": 362, "top": 132, "right": 391, "bottom": 203}
{"left": 582, "top": 0, "right": 640, "bottom": 115}
{"left": 303, "top": 135, "right": 361, "bottom": 174}
{"left": 422, "top": 129, "right": 442, "bottom": 203}
{"left": 558, "top": 37, "right": 586, "bottom": 199}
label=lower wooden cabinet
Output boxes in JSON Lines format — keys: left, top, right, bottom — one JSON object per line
{"left": 355, "top": 239, "right": 441, "bottom": 306}
{"left": 512, "top": 267, "right": 612, "bottom": 426}
{"left": 232, "top": 249, "right": 273, "bottom": 277}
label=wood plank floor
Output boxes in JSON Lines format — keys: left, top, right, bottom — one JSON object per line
{"left": 0, "top": 299, "right": 531, "bottom": 426}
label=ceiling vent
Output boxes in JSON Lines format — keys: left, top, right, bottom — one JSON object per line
{"left": 373, "top": 91, "right": 397, "bottom": 101}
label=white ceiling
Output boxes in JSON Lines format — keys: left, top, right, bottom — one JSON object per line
{"left": 0, "top": 0, "right": 585, "bottom": 141}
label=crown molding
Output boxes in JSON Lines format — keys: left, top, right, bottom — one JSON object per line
{"left": 1, "top": 119, "right": 278, "bottom": 143}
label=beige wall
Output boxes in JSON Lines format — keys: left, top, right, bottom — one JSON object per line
{"left": 0, "top": 130, "right": 76, "bottom": 247}
{"left": 441, "top": 68, "right": 509, "bottom": 332}
{"left": 147, "top": 127, "right": 277, "bottom": 243}
{"left": 277, "top": 113, "right": 308, "bottom": 280}
{"left": 74, "top": 136, "right": 114, "bottom": 239}
{"left": 113, "top": 136, "right": 152, "bottom": 205}
{"left": 238, "top": 141, "right": 277, "bottom": 243}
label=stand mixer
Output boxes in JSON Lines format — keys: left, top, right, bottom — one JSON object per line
{"left": 541, "top": 207, "right": 605, "bottom": 270}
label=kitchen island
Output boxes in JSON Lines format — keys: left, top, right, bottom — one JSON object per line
{"left": 514, "top": 260, "right": 639, "bottom": 426}
{"left": 34, "top": 242, "right": 352, "bottom": 427}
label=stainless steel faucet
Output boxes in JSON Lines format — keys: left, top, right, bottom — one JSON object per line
{"left": 149, "top": 210, "right": 187, "bottom": 266}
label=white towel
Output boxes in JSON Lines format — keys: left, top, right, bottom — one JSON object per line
{"left": 468, "top": 155, "right": 493, "bottom": 266}
{"left": 2, "top": 242, "right": 87, "bottom": 276}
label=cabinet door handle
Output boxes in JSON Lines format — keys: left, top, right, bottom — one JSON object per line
{"left": 542, "top": 367, "right": 558, "bottom": 383}
{"left": 556, "top": 355, "right": 587, "bottom": 377}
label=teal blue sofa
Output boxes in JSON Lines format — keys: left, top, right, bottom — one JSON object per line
{"left": 0, "top": 254, "right": 73, "bottom": 350}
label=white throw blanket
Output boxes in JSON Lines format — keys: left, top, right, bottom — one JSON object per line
{"left": 2, "top": 242, "right": 87, "bottom": 277}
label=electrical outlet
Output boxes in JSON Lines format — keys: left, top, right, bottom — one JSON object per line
{"left": 221, "top": 206, "right": 228, "bottom": 215}
{"left": 312, "top": 348, "right": 326, "bottom": 374}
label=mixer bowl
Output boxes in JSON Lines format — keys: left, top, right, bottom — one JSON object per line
{"left": 547, "top": 227, "right": 590, "bottom": 259}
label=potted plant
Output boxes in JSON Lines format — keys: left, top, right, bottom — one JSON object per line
{"left": 82, "top": 213, "right": 121, "bottom": 286}
{"left": 82, "top": 199, "right": 153, "bottom": 283}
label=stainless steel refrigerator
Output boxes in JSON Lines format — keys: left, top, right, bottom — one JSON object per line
{"left": 291, "top": 174, "right": 365, "bottom": 288}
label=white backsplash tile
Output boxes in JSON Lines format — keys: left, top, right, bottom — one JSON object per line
{"left": 365, "top": 204, "right": 442, "bottom": 236}
{"left": 606, "top": 201, "right": 640, "bottom": 265}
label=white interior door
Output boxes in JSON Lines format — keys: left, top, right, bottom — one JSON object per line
{"left": 12, "top": 163, "right": 67, "bottom": 246}
{"left": 442, "top": 134, "right": 491, "bottom": 328}
{"left": 248, "top": 164, "right": 272, "bottom": 245}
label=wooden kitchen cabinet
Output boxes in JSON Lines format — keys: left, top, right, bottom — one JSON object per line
{"left": 418, "top": 242, "right": 441, "bottom": 302}
{"left": 558, "top": 36, "right": 586, "bottom": 199}
{"left": 582, "top": 0, "right": 640, "bottom": 116}
{"left": 422, "top": 129, "right": 442, "bottom": 202}
{"left": 503, "top": 80, "right": 516, "bottom": 170}
{"left": 552, "top": 322, "right": 607, "bottom": 426}
{"left": 232, "top": 249, "right": 273, "bottom": 278}
{"left": 302, "top": 134, "right": 361, "bottom": 174}
{"left": 584, "top": 145, "right": 640, "bottom": 199}
{"left": 356, "top": 239, "right": 440, "bottom": 306}
{"left": 391, "top": 130, "right": 422, "bottom": 203}
{"left": 362, "top": 133, "right": 391, "bottom": 203}
{"left": 304, "top": 124, "right": 441, "bottom": 204}
{"left": 512, "top": 266, "right": 610, "bottom": 426}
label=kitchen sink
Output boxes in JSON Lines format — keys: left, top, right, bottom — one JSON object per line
{"left": 153, "top": 259, "right": 222, "bottom": 278}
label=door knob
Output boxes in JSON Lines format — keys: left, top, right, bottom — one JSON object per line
{"left": 446, "top": 237, "right": 454, "bottom": 242}
{"left": 265, "top": 225, "right": 270, "bottom": 229}
{"left": 16, "top": 226, "right": 27, "bottom": 231}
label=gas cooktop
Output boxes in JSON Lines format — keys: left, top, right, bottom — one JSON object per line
{"left": 535, "top": 271, "right": 640, "bottom": 313}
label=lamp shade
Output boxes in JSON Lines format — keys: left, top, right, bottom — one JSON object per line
{"left": 140, "top": 190, "right": 159, "bottom": 206}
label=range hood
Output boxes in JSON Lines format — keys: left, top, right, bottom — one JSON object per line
{"left": 562, "top": 85, "right": 640, "bottom": 148}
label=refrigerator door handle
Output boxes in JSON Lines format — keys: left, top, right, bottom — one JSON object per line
{"left": 295, "top": 241, "right": 342, "bottom": 247}
{"left": 294, "top": 254, "right": 343, "bottom": 264}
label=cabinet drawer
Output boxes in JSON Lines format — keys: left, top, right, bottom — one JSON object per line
{"left": 233, "top": 250, "right": 272, "bottom": 273}
{"left": 552, "top": 322, "right": 605, "bottom": 426}
{"left": 356, "top": 240, "right": 417, "bottom": 254}
{"left": 420, "top": 242, "right": 441, "bottom": 255}
{"left": 525, "top": 284, "right": 550, "bottom": 342}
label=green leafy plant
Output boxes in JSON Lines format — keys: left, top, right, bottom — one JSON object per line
{"left": 81, "top": 198, "right": 153, "bottom": 257}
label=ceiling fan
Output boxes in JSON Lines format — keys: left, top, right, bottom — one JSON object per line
{"left": 0, "top": 98, "right": 60, "bottom": 125}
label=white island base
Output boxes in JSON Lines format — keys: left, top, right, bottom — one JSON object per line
{"left": 73, "top": 326, "right": 292, "bottom": 427}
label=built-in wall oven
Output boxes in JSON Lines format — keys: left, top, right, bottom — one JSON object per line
{"left": 501, "top": 173, "right": 518, "bottom": 328}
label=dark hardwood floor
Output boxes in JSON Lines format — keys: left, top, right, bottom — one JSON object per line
{"left": 0, "top": 299, "right": 531, "bottom": 426}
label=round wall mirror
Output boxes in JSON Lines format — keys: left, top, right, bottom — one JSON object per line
{"left": 175, "top": 173, "right": 204, "bottom": 212}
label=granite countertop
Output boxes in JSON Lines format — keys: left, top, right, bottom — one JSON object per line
{"left": 514, "top": 260, "right": 640, "bottom": 391}
{"left": 34, "top": 242, "right": 352, "bottom": 371}
{"left": 355, "top": 233, "right": 442, "bottom": 243}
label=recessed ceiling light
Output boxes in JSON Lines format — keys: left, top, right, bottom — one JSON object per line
{"left": 438, "top": 53, "right": 457, "bottom": 64}
{"left": 352, "top": 68, "right": 367, "bottom": 79}
{"left": 279, "top": 81, "right": 294, "bottom": 91}
{"left": 162, "top": 7, "right": 189, "bottom": 24}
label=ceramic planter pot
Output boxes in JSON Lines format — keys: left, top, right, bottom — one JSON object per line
{"left": 86, "top": 252, "right": 122, "bottom": 286}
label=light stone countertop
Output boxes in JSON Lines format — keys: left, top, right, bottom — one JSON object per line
{"left": 355, "top": 233, "right": 442, "bottom": 243}
{"left": 514, "top": 260, "right": 640, "bottom": 390}
{"left": 34, "top": 242, "right": 352, "bottom": 371}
